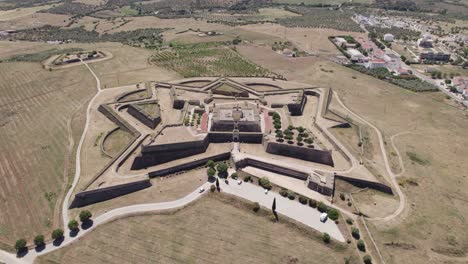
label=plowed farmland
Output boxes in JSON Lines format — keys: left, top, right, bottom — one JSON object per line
{"left": 0, "top": 62, "right": 95, "bottom": 250}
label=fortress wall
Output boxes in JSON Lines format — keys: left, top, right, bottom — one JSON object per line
{"left": 335, "top": 175, "right": 393, "bottom": 195}
{"left": 98, "top": 104, "right": 139, "bottom": 135}
{"left": 265, "top": 142, "right": 334, "bottom": 167}
{"left": 235, "top": 158, "right": 309, "bottom": 181}
{"left": 70, "top": 179, "right": 152, "bottom": 208}
{"left": 313, "top": 122, "right": 351, "bottom": 163}
{"left": 127, "top": 105, "right": 161, "bottom": 129}
{"left": 208, "top": 132, "right": 263, "bottom": 144}
{"left": 148, "top": 152, "right": 231, "bottom": 178}
{"left": 307, "top": 180, "right": 333, "bottom": 196}
{"left": 131, "top": 137, "right": 210, "bottom": 170}
{"left": 287, "top": 92, "right": 307, "bottom": 116}
{"left": 142, "top": 136, "right": 209, "bottom": 153}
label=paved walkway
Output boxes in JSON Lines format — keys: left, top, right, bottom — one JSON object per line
{"left": 220, "top": 180, "right": 345, "bottom": 242}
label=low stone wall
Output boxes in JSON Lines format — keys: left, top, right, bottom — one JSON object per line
{"left": 235, "top": 158, "right": 309, "bottom": 181}
{"left": 70, "top": 179, "right": 152, "bottom": 208}
{"left": 335, "top": 175, "right": 393, "bottom": 195}
{"left": 265, "top": 142, "right": 334, "bottom": 167}
{"left": 148, "top": 152, "right": 231, "bottom": 178}
{"left": 127, "top": 104, "right": 161, "bottom": 129}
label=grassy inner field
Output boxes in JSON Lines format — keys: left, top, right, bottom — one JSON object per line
{"left": 0, "top": 61, "right": 95, "bottom": 250}
{"left": 150, "top": 42, "right": 279, "bottom": 78}
{"left": 39, "top": 194, "right": 358, "bottom": 264}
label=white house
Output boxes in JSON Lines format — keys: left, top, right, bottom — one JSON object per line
{"left": 383, "top": 33, "right": 394, "bottom": 42}
{"left": 347, "top": 48, "right": 365, "bottom": 62}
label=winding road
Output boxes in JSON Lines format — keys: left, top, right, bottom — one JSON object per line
{"left": 332, "top": 91, "right": 407, "bottom": 221}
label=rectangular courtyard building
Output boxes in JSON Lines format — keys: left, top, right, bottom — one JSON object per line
{"left": 211, "top": 106, "right": 261, "bottom": 132}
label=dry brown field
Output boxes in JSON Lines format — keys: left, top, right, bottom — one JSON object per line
{"left": 236, "top": 43, "right": 468, "bottom": 264}
{"left": 0, "top": 48, "right": 95, "bottom": 250}
{"left": 40, "top": 194, "right": 359, "bottom": 264}
{"left": 0, "top": 12, "right": 71, "bottom": 30}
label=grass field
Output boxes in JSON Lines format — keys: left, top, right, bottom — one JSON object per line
{"left": 0, "top": 59, "right": 95, "bottom": 251}
{"left": 102, "top": 128, "right": 133, "bottom": 157}
{"left": 236, "top": 43, "right": 468, "bottom": 263}
{"left": 40, "top": 194, "right": 359, "bottom": 264}
{"left": 150, "top": 42, "right": 279, "bottom": 78}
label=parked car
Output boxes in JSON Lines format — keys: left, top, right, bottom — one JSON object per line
{"left": 199, "top": 187, "right": 205, "bottom": 193}
{"left": 320, "top": 213, "right": 328, "bottom": 223}
{"left": 238, "top": 180, "right": 242, "bottom": 185}
{"left": 264, "top": 189, "right": 269, "bottom": 194}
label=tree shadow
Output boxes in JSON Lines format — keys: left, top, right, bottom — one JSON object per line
{"left": 208, "top": 176, "right": 216, "bottom": 183}
{"left": 81, "top": 219, "right": 94, "bottom": 230}
{"left": 16, "top": 248, "right": 28, "bottom": 258}
{"left": 273, "top": 211, "right": 279, "bottom": 222}
{"left": 69, "top": 229, "right": 80, "bottom": 238}
{"left": 34, "top": 244, "right": 45, "bottom": 253}
{"left": 52, "top": 237, "right": 64, "bottom": 247}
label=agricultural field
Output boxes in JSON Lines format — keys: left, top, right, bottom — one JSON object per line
{"left": 273, "top": 0, "right": 372, "bottom": 4}
{"left": 236, "top": 45, "right": 468, "bottom": 264}
{"left": 277, "top": 7, "right": 364, "bottom": 32}
{"left": 0, "top": 52, "right": 95, "bottom": 250}
{"left": 0, "top": 4, "right": 56, "bottom": 21}
{"left": 150, "top": 42, "right": 279, "bottom": 78}
{"left": 40, "top": 194, "right": 359, "bottom": 264}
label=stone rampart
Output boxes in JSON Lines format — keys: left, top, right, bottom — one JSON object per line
{"left": 127, "top": 104, "right": 161, "bottom": 129}
{"left": 235, "top": 158, "right": 309, "bottom": 181}
{"left": 208, "top": 132, "right": 263, "bottom": 143}
{"left": 335, "top": 175, "right": 393, "bottom": 194}
{"left": 70, "top": 179, "right": 152, "bottom": 208}
{"left": 131, "top": 136, "right": 210, "bottom": 170}
{"left": 98, "top": 104, "right": 139, "bottom": 135}
{"left": 287, "top": 90, "right": 307, "bottom": 116}
{"left": 148, "top": 152, "right": 231, "bottom": 178}
{"left": 265, "top": 142, "right": 334, "bottom": 167}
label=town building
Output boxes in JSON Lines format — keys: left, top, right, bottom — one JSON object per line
{"left": 452, "top": 76, "right": 468, "bottom": 94}
{"left": 417, "top": 34, "right": 434, "bottom": 48}
{"left": 419, "top": 48, "right": 451, "bottom": 62}
{"left": 383, "top": 33, "right": 394, "bottom": 42}
{"left": 347, "top": 48, "right": 365, "bottom": 62}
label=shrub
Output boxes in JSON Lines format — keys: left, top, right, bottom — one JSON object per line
{"left": 347, "top": 201, "right": 352, "bottom": 207}
{"left": 252, "top": 202, "right": 260, "bottom": 212}
{"left": 51, "top": 229, "right": 64, "bottom": 240}
{"left": 327, "top": 208, "right": 340, "bottom": 220}
{"left": 68, "top": 219, "right": 79, "bottom": 231}
{"left": 279, "top": 188, "right": 288, "bottom": 197}
{"left": 363, "top": 255, "right": 372, "bottom": 264}
{"left": 206, "top": 160, "right": 215, "bottom": 168}
{"left": 79, "top": 210, "right": 92, "bottom": 222}
{"left": 339, "top": 193, "right": 345, "bottom": 200}
{"left": 34, "top": 235, "right": 45, "bottom": 247}
{"left": 309, "top": 199, "right": 317, "bottom": 208}
{"left": 322, "top": 233, "right": 331, "bottom": 244}
{"left": 207, "top": 167, "right": 216, "bottom": 177}
{"left": 287, "top": 191, "right": 296, "bottom": 200}
{"left": 357, "top": 239, "right": 366, "bottom": 251}
{"left": 259, "top": 177, "right": 272, "bottom": 190}
{"left": 274, "top": 123, "right": 282, "bottom": 130}
{"left": 210, "top": 184, "right": 216, "bottom": 192}
{"left": 351, "top": 227, "right": 360, "bottom": 239}
{"left": 243, "top": 175, "right": 251, "bottom": 182}
{"left": 299, "top": 196, "right": 308, "bottom": 204}
{"left": 14, "top": 239, "right": 27, "bottom": 252}
{"left": 346, "top": 218, "right": 353, "bottom": 225}
{"left": 317, "top": 202, "right": 328, "bottom": 212}
{"left": 230, "top": 172, "right": 238, "bottom": 179}
{"left": 288, "top": 125, "right": 295, "bottom": 130}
